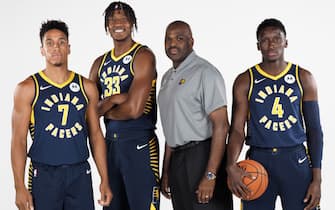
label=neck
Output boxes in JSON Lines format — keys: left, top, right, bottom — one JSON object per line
{"left": 43, "top": 64, "right": 71, "bottom": 84}
{"left": 260, "top": 60, "right": 287, "bottom": 75}
{"left": 113, "top": 38, "right": 135, "bottom": 57}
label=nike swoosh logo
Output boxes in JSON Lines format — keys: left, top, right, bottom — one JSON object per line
{"left": 136, "top": 143, "right": 148, "bottom": 150}
{"left": 298, "top": 156, "right": 307, "bottom": 164}
{"left": 103, "top": 60, "right": 112, "bottom": 66}
{"left": 254, "top": 78, "right": 266, "bottom": 84}
{"left": 40, "top": 85, "right": 52, "bottom": 90}
{"left": 86, "top": 169, "right": 91, "bottom": 174}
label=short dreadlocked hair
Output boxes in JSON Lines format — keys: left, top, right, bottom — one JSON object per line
{"left": 39, "top": 20, "right": 69, "bottom": 45}
{"left": 256, "top": 18, "right": 286, "bottom": 41}
{"left": 104, "top": 1, "right": 137, "bottom": 32}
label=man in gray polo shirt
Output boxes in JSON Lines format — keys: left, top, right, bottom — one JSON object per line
{"left": 158, "top": 20, "right": 233, "bottom": 210}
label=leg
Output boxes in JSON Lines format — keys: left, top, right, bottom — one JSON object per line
{"left": 279, "top": 146, "right": 314, "bottom": 210}
{"left": 243, "top": 149, "right": 278, "bottom": 210}
{"left": 64, "top": 162, "right": 94, "bottom": 210}
{"left": 121, "top": 134, "right": 160, "bottom": 210}
{"left": 31, "top": 162, "right": 64, "bottom": 210}
{"left": 186, "top": 142, "right": 231, "bottom": 210}
{"left": 170, "top": 141, "right": 233, "bottom": 210}
{"left": 104, "top": 138, "right": 130, "bottom": 210}
{"left": 169, "top": 149, "right": 194, "bottom": 210}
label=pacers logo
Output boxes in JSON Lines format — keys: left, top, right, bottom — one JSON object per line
{"left": 255, "top": 83, "right": 299, "bottom": 131}
{"left": 179, "top": 78, "right": 186, "bottom": 85}
{"left": 41, "top": 92, "right": 86, "bottom": 139}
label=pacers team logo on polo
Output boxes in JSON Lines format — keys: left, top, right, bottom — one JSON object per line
{"left": 41, "top": 92, "right": 85, "bottom": 139}
{"left": 255, "top": 83, "right": 298, "bottom": 131}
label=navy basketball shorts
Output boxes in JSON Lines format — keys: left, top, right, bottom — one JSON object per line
{"left": 30, "top": 161, "right": 94, "bottom": 210}
{"left": 104, "top": 131, "right": 160, "bottom": 210}
{"left": 242, "top": 144, "right": 316, "bottom": 210}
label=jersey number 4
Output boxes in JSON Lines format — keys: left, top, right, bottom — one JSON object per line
{"left": 271, "top": 97, "right": 284, "bottom": 118}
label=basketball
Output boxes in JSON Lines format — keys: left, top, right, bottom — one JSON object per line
{"left": 237, "top": 159, "right": 268, "bottom": 201}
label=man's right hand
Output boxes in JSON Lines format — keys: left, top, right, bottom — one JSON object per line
{"left": 160, "top": 173, "right": 171, "bottom": 199}
{"left": 15, "top": 187, "right": 33, "bottom": 210}
{"left": 227, "top": 164, "right": 253, "bottom": 200}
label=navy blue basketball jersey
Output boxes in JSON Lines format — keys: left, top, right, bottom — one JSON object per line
{"left": 98, "top": 42, "right": 157, "bottom": 133}
{"left": 28, "top": 71, "right": 89, "bottom": 165}
{"left": 246, "top": 62, "right": 306, "bottom": 147}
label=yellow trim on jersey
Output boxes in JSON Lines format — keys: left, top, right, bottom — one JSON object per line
{"left": 295, "top": 65, "right": 304, "bottom": 116}
{"left": 247, "top": 68, "right": 254, "bottom": 120}
{"left": 129, "top": 44, "right": 144, "bottom": 76}
{"left": 295, "top": 65, "right": 303, "bottom": 97}
{"left": 31, "top": 74, "right": 39, "bottom": 125}
{"left": 78, "top": 75, "right": 89, "bottom": 103}
{"left": 255, "top": 62, "right": 292, "bottom": 80}
{"left": 144, "top": 79, "right": 156, "bottom": 114}
{"left": 248, "top": 68, "right": 254, "bottom": 100}
{"left": 97, "top": 52, "right": 109, "bottom": 79}
{"left": 149, "top": 137, "right": 160, "bottom": 183}
{"left": 28, "top": 162, "right": 33, "bottom": 192}
{"left": 111, "top": 42, "right": 139, "bottom": 61}
{"left": 39, "top": 71, "right": 75, "bottom": 88}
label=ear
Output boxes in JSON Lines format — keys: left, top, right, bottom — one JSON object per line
{"left": 284, "top": 39, "right": 288, "bottom": 48}
{"left": 190, "top": 37, "right": 194, "bottom": 48}
{"left": 257, "top": 42, "right": 260, "bottom": 51}
{"left": 68, "top": 44, "right": 71, "bottom": 55}
{"left": 40, "top": 46, "right": 45, "bottom": 56}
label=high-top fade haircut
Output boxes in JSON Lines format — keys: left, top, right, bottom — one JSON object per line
{"left": 39, "top": 20, "right": 69, "bottom": 45}
{"left": 104, "top": 1, "right": 137, "bottom": 32}
{"left": 256, "top": 18, "right": 286, "bottom": 41}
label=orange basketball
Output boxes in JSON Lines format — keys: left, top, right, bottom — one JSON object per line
{"left": 237, "top": 159, "right": 268, "bottom": 201}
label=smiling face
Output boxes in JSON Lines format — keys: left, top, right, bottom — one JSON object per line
{"left": 40, "top": 29, "right": 70, "bottom": 67}
{"left": 165, "top": 22, "right": 194, "bottom": 68}
{"left": 107, "top": 9, "right": 133, "bottom": 42}
{"left": 257, "top": 26, "right": 287, "bottom": 63}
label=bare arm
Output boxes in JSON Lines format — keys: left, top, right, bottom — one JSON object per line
{"left": 89, "top": 55, "right": 127, "bottom": 117}
{"left": 11, "top": 77, "right": 35, "bottom": 210}
{"left": 196, "top": 106, "right": 229, "bottom": 203}
{"left": 161, "top": 143, "right": 173, "bottom": 199}
{"left": 104, "top": 48, "right": 156, "bottom": 120}
{"left": 299, "top": 68, "right": 322, "bottom": 210}
{"left": 226, "top": 71, "right": 251, "bottom": 199}
{"left": 83, "top": 78, "right": 112, "bottom": 206}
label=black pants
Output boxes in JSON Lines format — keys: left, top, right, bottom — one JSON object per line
{"left": 169, "top": 140, "right": 233, "bottom": 210}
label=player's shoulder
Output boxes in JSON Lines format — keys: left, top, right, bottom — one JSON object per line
{"left": 133, "top": 43, "right": 156, "bottom": 73}
{"left": 133, "top": 42, "right": 154, "bottom": 58}
{"left": 92, "top": 53, "right": 107, "bottom": 67}
{"left": 16, "top": 75, "right": 35, "bottom": 90}
{"left": 80, "top": 74, "right": 95, "bottom": 87}
{"left": 296, "top": 65, "right": 312, "bottom": 76}
{"left": 296, "top": 64, "right": 316, "bottom": 89}
{"left": 136, "top": 44, "right": 155, "bottom": 59}
{"left": 14, "top": 75, "right": 35, "bottom": 101}
{"left": 233, "top": 69, "right": 251, "bottom": 90}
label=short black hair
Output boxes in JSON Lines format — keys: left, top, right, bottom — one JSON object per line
{"left": 104, "top": 1, "right": 137, "bottom": 32}
{"left": 39, "top": 20, "right": 69, "bottom": 44}
{"left": 256, "top": 18, "right": 286, "bottom": 40}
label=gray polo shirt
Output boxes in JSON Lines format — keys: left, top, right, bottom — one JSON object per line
{"left": 158, "top": 51, "right": 227, "bottom": 147}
